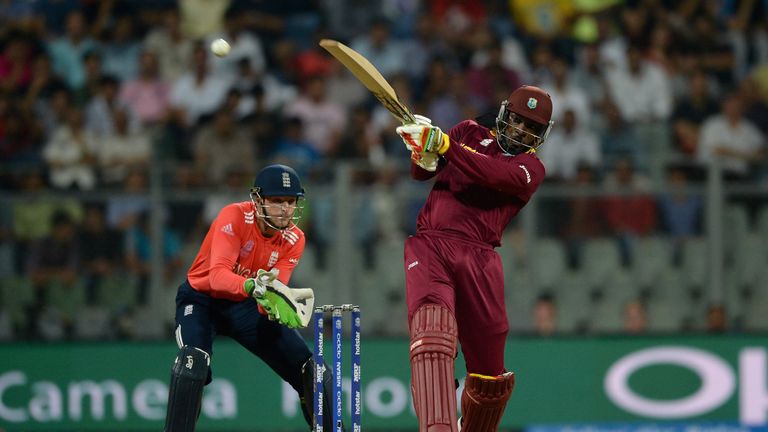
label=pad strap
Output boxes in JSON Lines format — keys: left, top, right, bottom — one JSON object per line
{"left": 459, "top": 372, "right": 515, "bottom": 431}
{"left": 409, "top": 303, "right": 459, "bottom": 431}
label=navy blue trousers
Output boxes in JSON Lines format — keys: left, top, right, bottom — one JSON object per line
{"left": 173, "top": 280, "right": 312, "bottom": 391}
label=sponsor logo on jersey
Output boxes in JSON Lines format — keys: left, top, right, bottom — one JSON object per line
{"left": 244, "top": 210, "right": 254, "bottom": 225}
{"left": 480, "top": 138, "right": 494, "bottom": 147}
{"left": 220, "top": 223, "right": 234, "bottom": 236}
{"left": 519, "top": 164, "right": 531, "bottom": 183}
{"left": 184, "top": 305, "right": 193, "bottom": 316}
{"left": 289, "top": 257, "right": 299, "bottom": 264}
{"left": 268, "top": 251, "right": 279, "bottom": 267}
{"left": 240, "top": 240, "right": 254, "bottom": 258}
{"left": 407, "top": 260, "right": 419, "bottom": 270}
{"left": 460, "top": 143, "right": 478, "bottom": 154}
{"left": 282, "top": 229, "right": 299, "bottom": 245}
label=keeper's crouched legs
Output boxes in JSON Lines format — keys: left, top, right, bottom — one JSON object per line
{"left": 299, "top": 357, "right": 344, "bottom": 431}
{"left": 410, "top": 303, "right": 459, "bottom": 432}
{"left": 164, "top": 346, "right": 210, "bottom": 432}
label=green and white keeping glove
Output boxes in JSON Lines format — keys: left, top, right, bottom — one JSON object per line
{"left": 244, "top": 269, "right": 315, "bottom": 329}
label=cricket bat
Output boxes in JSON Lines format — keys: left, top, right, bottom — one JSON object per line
{"left": 320, "top": 39, "right": 416, "bottom": 124}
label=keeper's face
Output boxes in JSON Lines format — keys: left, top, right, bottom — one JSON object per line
{"left": 261, "top": 196, "right": 298, "bottom": 229}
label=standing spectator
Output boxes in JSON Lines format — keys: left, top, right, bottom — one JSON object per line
{"left": 283, "top": 75, "right": 345, "bottom": 157}
{"left": 42, "top": 106, "right": 98, "bottom": 190}
{"left": 697, "top": 93, "right": 765, "bottom": 181}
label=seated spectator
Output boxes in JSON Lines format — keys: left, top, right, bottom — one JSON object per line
{"left": 671, "top": 70, "right": 719, "bottom": 155}
{"left": 705, "top": 303, "right": 728, "bottom": 333}
{"left": 143, "top": 7, "right": 194, "bottom": 82}
{"left": 657, "top": 165, "right": 703, "bottom": 265}
{"left": 559, "top": 165, "right": 604, "bottom": 268}
{"left": 78, "top": 204, "right": 123, "bottom": 304}
{"left": 46, "top": 10, "right": 97, "bottom": 91}
{"left": 169, "top": 41, "right": 231, "bottom": 127}
{"left": 105, "top": 168, "right": 150, "bottom": 231}
{"left": 283, "top": 74, "right": 346, "bottom": 157}
{"left": 698, "top": 93, "right": 765, "bottom": 181}
{"left": 100, "top": 14, "right": 141, "bottom": 82}
{"left": 96, "top": 108, "right": 151, "bottom": 186}
{"left": 207, "top": 6, "right": 266, "bottom": 80}
{"left": 42, "top": 106, "right": 98, "bottom": 190}
{"left": 125, "top": 211, "right": 183, "bottom": 305}
{"left": 623, "top": 299, "right": 648, "bottom": 334}
{"left": 86, "top": 75, "right": 138, "bottom": 137}
{"left": 538, "top": 109, "right": 601, "bottom": 182}
{"left": 533, "top": 292, "right": 557, "bottom": 337}
{"left": 11, "top": 170, "right": 83, "bottom": 274}
{"left": 26, "top": 210, "right": 80, "bottom": 303}
{"left": 192, "top": 109, "right": 255, "bottom": 186}
{"left": 270, "top": 116, "right": 320, "bottom": 178}
{"left": 601, "top": 158, "right": 657, "bottom": 267}
{"left": 118, "top": 51, "right": 170, "bottom": 127}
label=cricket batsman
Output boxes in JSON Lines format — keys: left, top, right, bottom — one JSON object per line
{"left": 163, "top": 164, "right": 339, "bottom": 431}
{"left": 396, "top": 86, "right": 554, "bottom": 431}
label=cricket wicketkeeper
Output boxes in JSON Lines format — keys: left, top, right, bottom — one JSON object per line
{"left": 163, "top": 164, "right": 340, "bottom": 431}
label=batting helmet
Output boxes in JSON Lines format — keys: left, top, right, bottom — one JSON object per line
{"left": 250, "top": 164, "right": 305, "bottom": 197}
{"left": 495, "top": 85, "right": 554, "bottom": 154}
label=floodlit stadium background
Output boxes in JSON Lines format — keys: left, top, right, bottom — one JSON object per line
{"left": 1, "top": 0, "right": 768, "bottom": 431}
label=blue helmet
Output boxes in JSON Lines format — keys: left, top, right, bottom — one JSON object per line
{"left": 250, "top": 164, "right": 305, "bottom": 197}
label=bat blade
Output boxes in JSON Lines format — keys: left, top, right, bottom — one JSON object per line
{"left": 320, "top": 39, "right": 416, "bottom": 124}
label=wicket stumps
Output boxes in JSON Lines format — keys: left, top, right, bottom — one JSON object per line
{"left": 313, "top": 304, "right": 361, "bottom": 432}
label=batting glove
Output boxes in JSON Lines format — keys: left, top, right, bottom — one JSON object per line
{"left": 397, "top": 122, "right": 450, "bottom": 155}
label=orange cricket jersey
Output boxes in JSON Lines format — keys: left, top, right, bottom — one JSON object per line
{"left": 187, "top": 201, "right": 305, "bottom": 301}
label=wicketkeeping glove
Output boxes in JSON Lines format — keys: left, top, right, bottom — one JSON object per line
{"left": 244, "top": 269, "right": 315, "bottom": 328}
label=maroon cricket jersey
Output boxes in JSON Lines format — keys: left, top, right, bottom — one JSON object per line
{"left": 411, "top": 120, "right": 545, "bottom": 248}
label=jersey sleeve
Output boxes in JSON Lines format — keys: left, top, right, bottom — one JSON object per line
{"left": 443, "top": 131, "right": 545, "bottom": 195}
{"left": 272, "top": 230, "right": 305, "bottom": 285}
{"left": 208, "top": 205, "right": 249, "bottom": 299}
